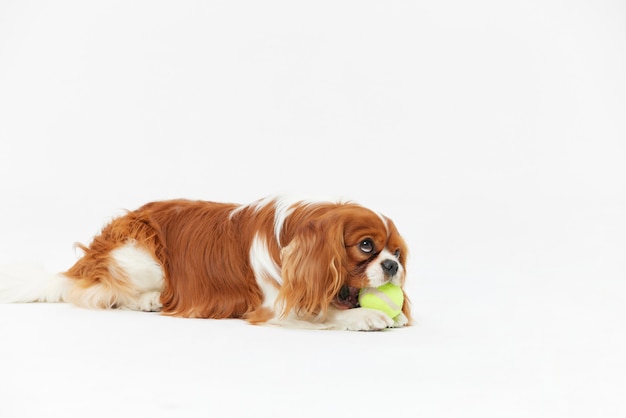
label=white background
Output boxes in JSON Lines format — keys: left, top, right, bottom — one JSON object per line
{"left": 1, "top": 1, "right": 625, "bottom": 417}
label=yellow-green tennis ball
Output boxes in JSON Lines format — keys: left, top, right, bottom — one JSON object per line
{"left": 358, "top": 283, "right": 404, "bottom": 318}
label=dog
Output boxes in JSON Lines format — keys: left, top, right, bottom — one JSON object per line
{"left": 0, "top": 195, "right": 410, "bottom": 331}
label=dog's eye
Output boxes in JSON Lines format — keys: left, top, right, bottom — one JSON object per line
{"left": 359, "top": 239, "right": 374, "bottom": 254}
{"left": 394, "top": 249, "right": 401, "bottom": 258}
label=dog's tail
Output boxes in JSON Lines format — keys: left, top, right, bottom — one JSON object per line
{"left": 0, "top": 263, "right": 71, "bottom": 303}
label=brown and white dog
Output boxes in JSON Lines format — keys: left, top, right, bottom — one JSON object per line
{"left": 0, "top": 196, "right": 410, "bottom": 330}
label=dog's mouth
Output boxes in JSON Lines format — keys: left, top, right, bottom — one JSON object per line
{"left": 332, "top": 285, "right": 361, "bottom": 310}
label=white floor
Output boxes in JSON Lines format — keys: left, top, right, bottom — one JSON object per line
{"left": 2, "top": 251, "right": 624, "bottom": 418}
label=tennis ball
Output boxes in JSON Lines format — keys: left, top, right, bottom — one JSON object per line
{"left": 358, "top": 283, "right": 404, "bottom": 318}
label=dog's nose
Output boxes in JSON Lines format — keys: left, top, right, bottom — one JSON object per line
{"left": 381, "top": 259, "right": 398, "bottom": 276}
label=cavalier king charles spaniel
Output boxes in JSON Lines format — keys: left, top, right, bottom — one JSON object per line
{"left": 0, "top": 196, "right": 410, "bottom": 331}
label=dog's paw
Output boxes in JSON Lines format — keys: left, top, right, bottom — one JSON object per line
{"left": 392, "top": 312, "right": 409, "bottom": 328}
{"left": 125, "top": 291, "right": 162, "bottom": 312}
{"left": 327, "top": 307, "right": 395, "bottom": 331}
{"left": 139, "top": 291, "right": 163, "bottom": 312}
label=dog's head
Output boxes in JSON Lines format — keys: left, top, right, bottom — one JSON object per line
{"left": 278, "top": 202, "right": 409, "bottom": 319}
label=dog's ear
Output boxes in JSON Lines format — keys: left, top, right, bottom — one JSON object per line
{"left": 278, "top": 216, "right": 345, "bottom": 319}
